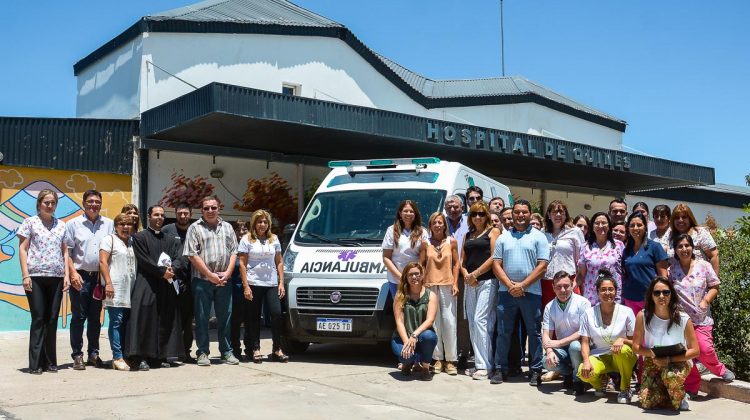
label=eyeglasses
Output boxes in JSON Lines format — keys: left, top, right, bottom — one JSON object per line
{"left": 202, "top": 206, "right": 219, "bottom": 211}
{"left": 652, "top": 290, "right": 672, "bottom": 297}
{"left": 407, "top": 272, "right": 422, "bottom": 278}
{"left": 470, "top": 212, "right": 487, "bottom": 217}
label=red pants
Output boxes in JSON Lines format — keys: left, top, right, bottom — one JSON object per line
{"left": 684, "top": 324, "right": 728, "bottom": 394}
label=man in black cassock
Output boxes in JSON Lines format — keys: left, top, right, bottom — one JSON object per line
{"left": 125, "top": 205, "right": 185, "bottom": 370}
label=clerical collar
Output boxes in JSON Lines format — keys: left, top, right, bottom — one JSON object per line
{"left": 148, "top": 227, "right": 161, "bottom": 234}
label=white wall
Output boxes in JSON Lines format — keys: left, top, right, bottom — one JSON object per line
{"left": 146, "top": 150, "right": 328, "bottom": 221}
{"left": 76, "top": 35, "right": 144, "bottom": 119}
{"left": 627, "top": 195, "right": 745, "bottom": 229}
{"left": 75, "top": 32, "right": 623, "bottom": 148}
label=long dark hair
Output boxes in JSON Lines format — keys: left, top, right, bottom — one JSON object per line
{"left": 644, "top": 276, "right": 682, "bottom": 332}
{"left": 624, "top": 212, "right": 649, "bottom": 252}
{"left": 586, "top": 212, "right": 614, "bottom": 247}
{"left": 392, "top": 200, "right": 424, "bottom": 248}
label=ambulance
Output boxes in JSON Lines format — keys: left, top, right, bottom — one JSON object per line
{"left": 282, "top": 157, "right": 512, "bottom": 352}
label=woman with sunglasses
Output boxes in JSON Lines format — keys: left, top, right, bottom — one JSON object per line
{"left": 632, "top": 277, "right": 699, "bottom": 411}
{"left": 460, "top": 201, "right": 501, "bottom": 380}
{"left": 669, "top": 234, "right": 735, "bottom": 397}
{"left": 420, "top": 212, "right": 459, "bottom": 375}
{"left": 542, "top": 200, "right": 585, "bottom": 308}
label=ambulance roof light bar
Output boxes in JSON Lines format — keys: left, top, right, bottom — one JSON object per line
{"left": 328, "top": 157, "right": 440, "bottom": 170}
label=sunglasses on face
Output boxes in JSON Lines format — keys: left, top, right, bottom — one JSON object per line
{"left": 468, "top": 196, "right": 481, "bottom": 202}
{"left": 470, "top": 212, "right": 487, "bottom": 217}
{"left": 202, "top": 206, "right": 219, "bottom": 211}
{"left": 652, "top": 290, "right": 672, "bottom": 297}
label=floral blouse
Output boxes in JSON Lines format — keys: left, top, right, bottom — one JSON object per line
{"left": 17, "top": 216, "right": 67, "bottom": 277}
{"left": 577, "top": 239, "right": 625, "bottom": 305}
{"left": 666, "top": 226, "right": 716, "bottom": 263}
{"left": 668, "top": 259, "right": 720, "bottom": 326}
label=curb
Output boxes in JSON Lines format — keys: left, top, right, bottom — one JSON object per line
{"left": 701, "top": 374, "right": 750, "bottom": 404}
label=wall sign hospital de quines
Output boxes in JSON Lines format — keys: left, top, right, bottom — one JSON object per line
{"left": 425, "top": 122, "right": 631, "bottom": 170}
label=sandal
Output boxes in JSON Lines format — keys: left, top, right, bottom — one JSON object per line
{"left": 252, "top": 351, "right": 263, "bottom": 364}
{"left": 270, "top": 352, "right": 290, "bottom": 363}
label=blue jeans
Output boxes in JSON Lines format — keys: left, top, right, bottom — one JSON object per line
{"left": 495, "top": 292, "right": 543, "bottom": 372}
{"left": 388, "top": 283, "right": 398, "bottom": 299}
{"left": 69, "top": 271, "right": 103, "bottom": 358}
{"left": 391, "top": 330, "right": 438, "bottom": 364}
{"left": 107, "top": 307, "right": 130, "bottom": 360}
{"left": 543, "top": 341, "right": 582, "bottom": 380}
{"left": 192, "top": 277, "right": 233, "bottom": 356}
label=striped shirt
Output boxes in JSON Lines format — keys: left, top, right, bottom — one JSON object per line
{"left": 183, "top": 217, "right": 238, "bottom": 280}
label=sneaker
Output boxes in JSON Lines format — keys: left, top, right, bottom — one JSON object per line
{"left": 464, "top": 367, "right": 477, "bottom": 377}
{"left": 197, "top": 353, "right": 211, "bottom": 367}
{"left": 695, "top": 361, "right": 708, "bottom": 375}
{"left": 617, "top": 389, "right": 632, "bottom": 404}
{"left": 433, "top": 360, "right": 443, "bottom": 374}
{"left": 541, "top": 371, "right": 560, "bottom": 382}
{"left": 489, "top": 370, "right": 505, "bottom": 384}
{"left": 679, "top": 397, "right": 690, "bottom": 411}
{"left": 87, "top": 354, "right": 104, "bottom": 368}
{"left": 594, "top": 388, "right": 606, "bottom": 397}
{"left": 473, "top": 369, "right": 489, "bottom": 380}
{"left": 73, "top": 355, "right": 86, "bottom": 370}
{"left": 112, "top": 359, "right": 129, "bottom": 371}
{"left": 445, "top": 361, "right": 458, "bottom": 376}
{"left": 222, "top": 353, "right": 240, "bottom": 365}
{"left": 529, "top": 371, "right": 542, "bottom": 387}
{"left": 722, "top": 370, "right": 736, "bottom": 383}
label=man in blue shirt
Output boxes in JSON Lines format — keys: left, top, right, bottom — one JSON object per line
{"left": 490, "top": 200, "right": 549, "bottom": 385}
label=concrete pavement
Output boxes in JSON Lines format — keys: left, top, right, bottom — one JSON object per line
{"left": 0, "top": 331, "right": 746, "bottom": 419}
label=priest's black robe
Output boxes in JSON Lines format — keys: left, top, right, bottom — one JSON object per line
{"left": 124, "top": 228, "right": 185, "bottom": 360}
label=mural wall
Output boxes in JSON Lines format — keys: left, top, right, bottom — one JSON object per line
{"left": 0, "top": 166, "right": 132, "bottom": 331}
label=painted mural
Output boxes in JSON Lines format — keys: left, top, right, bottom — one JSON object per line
{"left": 0, "top": 166, "right": 132, "bottom": 331}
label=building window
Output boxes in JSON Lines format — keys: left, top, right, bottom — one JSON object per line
{"left": 282, "top": 83, "right": 300, "bottom": 96}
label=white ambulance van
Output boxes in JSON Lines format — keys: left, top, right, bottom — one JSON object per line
{"left": 282, "top": 157, "right": 512, "bottom": 352}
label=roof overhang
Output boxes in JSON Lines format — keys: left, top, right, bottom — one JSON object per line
{"left": 140, "top": 83, "right": 713, "bottom": 193}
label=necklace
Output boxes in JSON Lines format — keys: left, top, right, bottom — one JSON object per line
{"left": 596, "top": 304, "right": 619, "bottom": 344}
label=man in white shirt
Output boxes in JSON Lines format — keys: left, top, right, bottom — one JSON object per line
{"left": 542, "top": 270, "right": 591, "bottom": 394}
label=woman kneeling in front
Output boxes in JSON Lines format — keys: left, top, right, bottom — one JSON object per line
{"left": 633, "top": 277, "right": 699, "bottom": 411}
{"left": 392, "top": 261, "right": 438, "bottom": 381}
{"left": 578, "top": 270, "right": 637, "bottom": 403}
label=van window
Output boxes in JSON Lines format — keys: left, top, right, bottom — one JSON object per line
{"left": 295, "top": 189, "right": 445, "bottom": 245}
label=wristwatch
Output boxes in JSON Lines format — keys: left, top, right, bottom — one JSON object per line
{"left": 410, "top": 333, "right": 418, "bottom": 339}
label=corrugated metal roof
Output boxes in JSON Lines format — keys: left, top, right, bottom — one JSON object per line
{"left": 694, "top": 183, "right": 750, "bottom": 197}
{"left": 0, "top": 117, "right": 137, "bottom": 174}
{"left": 147, "top": 0, "right": 342, "bottom": 27}
{"left": 73, "top": 0, "right": 626, "bottom": 131}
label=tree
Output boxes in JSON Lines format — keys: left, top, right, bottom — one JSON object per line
{"left": 234, "top": 172, "right": 298, "bottom": 231}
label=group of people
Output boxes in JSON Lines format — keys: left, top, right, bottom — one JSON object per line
{"left": 19, "top": 190, "right": 289, "bottom": 374}
{"left": 383, "top": 189, "right": 734, "bottom": 411}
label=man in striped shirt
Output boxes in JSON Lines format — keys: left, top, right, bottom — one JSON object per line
{"left": 184, "top": 197, "right": 238, "bottom": 366}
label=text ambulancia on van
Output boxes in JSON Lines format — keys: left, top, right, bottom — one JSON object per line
{"left": 282, "top": 157, "right": 511, "bottom": 352}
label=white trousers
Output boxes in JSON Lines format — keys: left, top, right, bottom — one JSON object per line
{"left": 429, "top": 285, "right": 458, "bottom": 361}
{"left": 464, "top": 279, "right": 498, "bottom": 370}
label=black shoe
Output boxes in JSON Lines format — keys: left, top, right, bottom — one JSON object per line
{"left": 137, "top": 360, "right": 150, "bottom": 371}
{"left": 489, "top": 371, "right": 505, "bottom": 384}
{"left": 417, "top": 369, "right": 433, "bottom": 381}
{"left": 46, "top": 365, "right": 58, "bottom": 373}
{"left": 401, "top": 362, "right": 414, "bottom": 376}
{"left": 269, "top": 352, "right": 289, "bottom": 363}
{"left": 507, "top": 366, "right": 523, "bottom": 377}
{"left": 160, "top": 361, "right": 171, "bottom": 368}
{"left": 73, "top": 355, "right": 86, "bottom": 370}
{"left": 574, "top": 381, "right": 585, "bottom": 395}
{"left": 29, "top": 368, "right": 43, "bottom": 375}
{"left": 181, "top": 355, "right": 196, "bottom": 364}
{"left": 529, "top": 371, "right": 542, "bottom": 386}
{"left": 563, "top": 375, "right": 574, "bottom": 388}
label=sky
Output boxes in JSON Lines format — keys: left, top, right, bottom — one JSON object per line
{"left": 2, "top": 0, "right": 748, "bottom": 186}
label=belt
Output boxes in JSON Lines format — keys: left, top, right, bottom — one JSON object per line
{"left": 77, "top": 270, "right": 99, "bottom": 277}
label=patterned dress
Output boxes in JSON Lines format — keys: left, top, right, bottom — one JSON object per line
{"left": 577, "top": 240, "right": 625, "bottom": 305}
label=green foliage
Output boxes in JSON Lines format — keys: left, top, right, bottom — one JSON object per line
{"left": 712, "top": 230, "right": 750, "bottom": 381}
{"left": 735, "top": 204, "right": 750, "bottom": 237}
